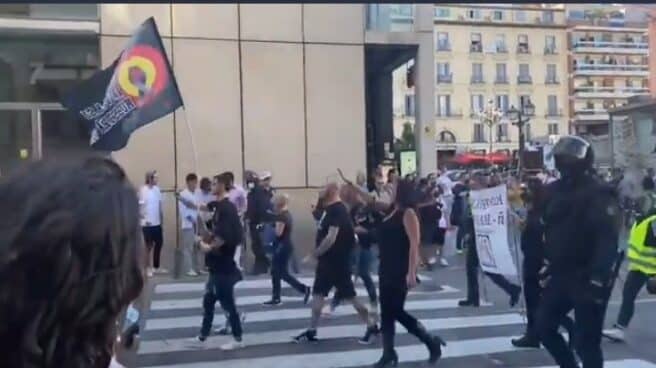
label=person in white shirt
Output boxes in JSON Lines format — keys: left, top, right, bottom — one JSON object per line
{"left": 178, "top": 173, "right": 201, "bottom": 277}
{"left": 140, "top": 170, "right": 165, "bottom": 277}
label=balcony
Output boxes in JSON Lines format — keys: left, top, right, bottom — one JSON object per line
{"left": 436, "top": 73, "right": 452, "bottom": 84}
{"left": 495, "top": 45, "right": 508, "bottom": 53}
{"left": 436, "top": 109, "right": 463, "bottom": 119}
{"left": 572, "top": 41, "right": 648, "bottom": 55}
{"left": 574, "top": 108, "right": 610, "bottom": 122}
{"left": 436, "top": 41, "right": 451, "bottom": 52}
{"left": 544, "top": 108, "right": 564, "bottom": 118}
{"left": 517, "top": 75, "right": 532, "bottom": 84}
{"left": 517, "top": 45, "right": 530, "bottom": 54}
{"left": 573, "top": 86, "right": 650, "bottom": 99}
{"left": 572, "top": 63, "right": 649, "bottom": 77}
{"left": 544, "top": 46, "right": 558, "bottom": 55}
{"left": 495, "top": 76, "right": 509, "bottom": 85}
{"left": 366, "top": 4, "right": 414, "bottom": 32}
{"left": 470, "top": 43, "right": 483, "bottom": 53}
{"left": 470, "top": 76, "right": 485, "bottom": 85}
{"left": 545, "top": 77, "right": 560, "bottom": 85}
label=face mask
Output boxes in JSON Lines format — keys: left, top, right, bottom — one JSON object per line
{"left": 247, "top": 182, "right": 255, "bottom": 190}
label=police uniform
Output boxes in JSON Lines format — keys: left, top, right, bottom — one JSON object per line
{"left": 537, "top": 136, "right": 620, "bottom": 368}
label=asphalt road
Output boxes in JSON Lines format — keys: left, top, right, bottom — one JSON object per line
{"left": 120, "top": 255, "right": 656, "bottom": 368}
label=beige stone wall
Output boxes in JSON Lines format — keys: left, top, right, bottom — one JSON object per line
{"left": 100, "top": 4, "right": 367, "bottom": 268}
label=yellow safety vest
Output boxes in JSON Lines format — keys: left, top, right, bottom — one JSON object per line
{"left": 628, "top": 214, "right": 656, "bottom": 276}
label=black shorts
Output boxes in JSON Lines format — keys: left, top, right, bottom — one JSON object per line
{"left": 433, "top": 227, "right": 446, "bottom": 245}
{"left": 142, "top": 225, "right": 163, "bottom": 247}
{"left": 313, "top": 262, "right": 356, "bottom": 299}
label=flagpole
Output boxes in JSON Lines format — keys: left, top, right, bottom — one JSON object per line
{"left": 179, "top": 107, "right": 199, "bottom": 175}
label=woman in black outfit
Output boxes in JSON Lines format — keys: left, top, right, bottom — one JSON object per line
{"left": 373, "top": 179, "right": 446, "bottom": 367}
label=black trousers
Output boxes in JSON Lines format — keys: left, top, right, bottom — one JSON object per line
{"left": 379, "top": 282, "right": 433, "bottom": 353}
{"left": 201, "top": 271, "right": 243, "bottom": 339}
{"left": 617, "top": 270, "right": 651, "bottom": 328}
{"left": 537, "top": 279, "right": 607, "bottom": 368}
{"left": 271, "top": 244, "right": 307, "bottom": 300}
{"left": 465, "top": 237, "right": 519, "bottom": 302}
{"left": 249, "top": 223, "right": 270, "bottom": 273}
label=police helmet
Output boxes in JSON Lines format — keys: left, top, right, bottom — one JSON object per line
{"left": 548, "top": 135, "right": 594, "bottom": 176}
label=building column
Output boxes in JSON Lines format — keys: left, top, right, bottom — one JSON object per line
{"left": 413, "top": 4, "right": 436, "bottom": 176}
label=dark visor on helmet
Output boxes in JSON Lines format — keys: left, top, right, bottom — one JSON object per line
{"left": 546, "top": 136, "right": 590, "bottom": 160}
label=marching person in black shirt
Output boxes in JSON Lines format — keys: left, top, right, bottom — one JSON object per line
{"left": 197, "top": 173, "right": 245, "bottom": 350}
{"left": 293, "top": 182, "right": 378, "bottom": 344}
{"left": 246, "top": 171, "right": 274, "bottom": 275}
{"left": 262, "top": 193, "right": 311, "bottom": 306}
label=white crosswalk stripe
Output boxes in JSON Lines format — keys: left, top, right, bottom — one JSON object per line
{"left": 136, "top": 275, "right": 656, "bottom": 368}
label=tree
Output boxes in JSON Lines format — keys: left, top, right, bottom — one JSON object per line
{"left": 394, "top": 121, "right": 415, "bottom": 151}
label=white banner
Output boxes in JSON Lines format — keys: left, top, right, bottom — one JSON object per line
{"left": 469, "top": 184, "right": 518, "bottom": 277}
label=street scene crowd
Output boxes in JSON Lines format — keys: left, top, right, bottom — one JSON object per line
{"left": 2, "top": 136, "right": 655, "bottom": 368}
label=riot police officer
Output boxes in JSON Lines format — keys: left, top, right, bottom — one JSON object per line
{"left": 537, "top": 136, "right": 620, "bottom": 368}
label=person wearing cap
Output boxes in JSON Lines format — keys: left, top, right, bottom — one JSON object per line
{"left": 140, "top": 170, "right": 165, "bottom": 277}
{"left": 245, "top": 171, "right": 274, "bottom": 275}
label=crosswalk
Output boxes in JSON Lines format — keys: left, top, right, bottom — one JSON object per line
{"left": 137, "top": 273, "right": 656, "bottom": 368}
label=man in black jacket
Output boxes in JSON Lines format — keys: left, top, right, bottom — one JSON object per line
{"left": 246, "top": 171, "right": 274, "bottom": 275}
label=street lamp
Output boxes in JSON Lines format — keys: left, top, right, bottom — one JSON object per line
{"left": 507, "top": 98, "right": 536, "bottom": 173}
{"left": 476, "top": 98, "right": 504, "bottom": 154}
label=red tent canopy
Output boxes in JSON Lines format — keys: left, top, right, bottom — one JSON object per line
{"left": 486, "top": 152, "right": 511, "bottom": 164}
{"left": 449, "top": 152, "right": 511, "bottom": 166}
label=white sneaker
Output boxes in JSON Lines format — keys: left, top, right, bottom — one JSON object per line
{"left": 439, "top": 257, "right": 449, "bottom": 267}
{"left": 428, "top": 257, "right": 437, "bottom": 265}
{"left": 220, "top": 339, "right": 245, "bottom": 350}
{"left": 186, "top": 270, "right": 199, "bottom": 277}
{"left": 154, "top": 268, "right": 169, "bottom": 275}
{"left": 605, "top": 326, "right": 626, "bottom": 342}
{"left": 147, "top": 268, "right": 154, "bottom": 278}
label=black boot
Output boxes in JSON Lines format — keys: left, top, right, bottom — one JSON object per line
{"left": 511, "top": 334, "right": 540, "bottom": 349}
{"left": 427, "top": 336, "right": 447, "bottom": 365}
{"left": 372, "top": 350, "right": 398, "bottom": 368}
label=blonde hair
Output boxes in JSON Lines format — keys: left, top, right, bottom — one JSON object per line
{"left": 273, "top": 193, "right": 290, "bottom": 208}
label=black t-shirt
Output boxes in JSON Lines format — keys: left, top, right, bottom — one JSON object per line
{"left": 316, "top": 202, "right": 355, "bottom": 267}
{"left": 205, "top": 198, "right": 243, "bottom": 274}
{"left": 275, "top": 210, "right": 293, "bottom": 247}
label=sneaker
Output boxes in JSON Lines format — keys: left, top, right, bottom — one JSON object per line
{"left": 154, "top": 268, "right": 169, "bottom": 275}
{"left": 146, "top": 268, "right": 154, "bottom": 278}
{"left": 303, "top": 287, "right": 312, "bottom": 305}
{"left": 220, "top": 339, "right": 245, "bottom": 350}
{"left": 456, "top": 249, "right": 464, "bottom": 255}
{"left": 604, "top": 325, "right": 626, "bottom": 342}
{"left": 428, "top": 257, "right": 437, "bottom": 265}
{"left": 510, "top": 286, "right": 522, "bottom": 308}
{"left": 439, "top": 257, "right": 449, "bottom": 267}
{"left": 197, "top": 334, "right": 208, "bottom": 342}
{"left": 358, "top": 325, "right": 380, "bottom": 345}
{"left": 186, "top": 270, "right": 199, "bottom": 277}
{"left": 262, "top": 299, "right": 282, "bottom": 307}
{"left": 293, "top": 329, "right": 319, "bottom": 344}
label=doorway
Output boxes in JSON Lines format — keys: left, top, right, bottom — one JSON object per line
{"left": 0, "top": 102, "right": 94, "bottom": 175}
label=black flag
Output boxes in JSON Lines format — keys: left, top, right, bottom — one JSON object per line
{"left": 62, "top": 17, "right": 183, "bottom": 151}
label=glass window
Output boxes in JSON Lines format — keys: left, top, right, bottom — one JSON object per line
{"left": 0, "top": 35, "right": 99, "bottom": 103}
{"left": 496, "top": 63, "right": 507, "bottom": 82}
{"left": 545, "top": 35, "right": 556, "bottom": 53}
{"left": 548, "top": 123, "right": 559, "bottom": 135}
{"left": 542, "top": 10, "right": 555, "bottom": 24}
{"left": 437, "top": 32, "right": 450, "bottom": 50}
{"left": 405, "top": 94, "right": 415, "bottom": 116}
{"left": 436, "top": 95, "right": 451, "bottom": 117}
{"left": 493, "top": 10, "right": 503, "bottom": 21}
{"left": 546, "top": 64, "right": 557, "bottom": 82}
{"left": 468, "top": 9, "right": 482, "bottom": 19}
{"left": 474, "top": 124, "right": 486, "bottom": 142}
{"left": 497, "top": 124, "right": 509, "bottom": 142}
{"left": 472, "top": 63, "right": 483, "bottom": 82}
{"left": 547, "top": 95, "right": 558, "bottom": 114}
{"left": 525, "top": 123, "right": 532, "bottom": 141}
{"left": 437, "top": 62, "right": 450, "bottom": 76}
{"left": 471, "top": 94, "right": 484, "bottom": 113}
{"left": 0, "top": 4, "right": 98, "bottom": 20}
{"left": 495, "top": 34, "right": 507, "bottom": 52}
{"left": 471, "top": 33, "right": 482, "bottom": 52}
{"left": 519, "top": 63, "right": 530, "bottom": 77}
{"left": 515, "top": 10, "right": 527, "bottom": 22}
{"left": 0, "top": 110, "right": 33, "bottom": 174}
{"left": 519, "top": 95, "right": 531, "bottom": 111}
{"left": 495, "top": 94, "right": 509, "bottom": 112}
{"left": 435, "top": 7, "right": 450, "bottom": 18}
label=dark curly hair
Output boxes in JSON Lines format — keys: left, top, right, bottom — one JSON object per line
{"left": 0, "top": 157, "right": 145, "bottom": 368}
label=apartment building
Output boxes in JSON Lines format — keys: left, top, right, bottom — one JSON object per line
{"left": 394, "top": 4, "right": 568, "bottom": 161}
{"left": 567, "top": 4, "right": 650, "bottom": 137}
